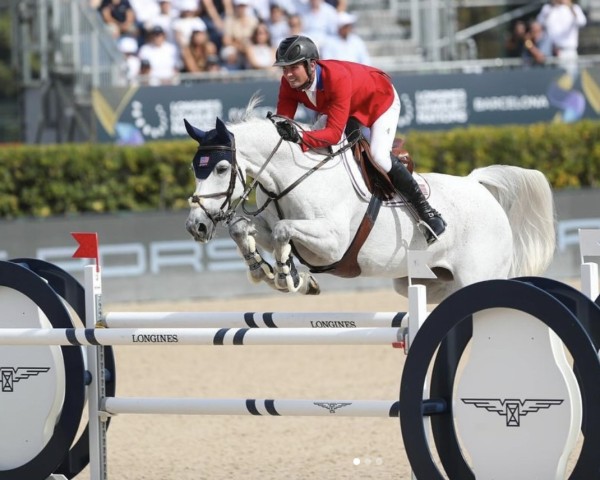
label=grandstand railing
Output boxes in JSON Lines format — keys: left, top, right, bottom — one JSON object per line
{"left": 13, "top": 0, "right": 125, "bottom": 93}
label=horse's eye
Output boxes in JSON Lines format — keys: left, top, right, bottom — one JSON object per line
{"left": 216, "top": 164, "right": 229, "bottom": 175}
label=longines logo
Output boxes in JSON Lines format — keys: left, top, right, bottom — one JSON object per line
{"left": 309, "top": 321, "right": 357, "bottom": 328}
{"left": 1, "top": 367, "right": 51, "bottom": 392}
{"left": 314, "top": 402, "right": 352, "bottom": 414}
{"left": 131, "top": 334, "right": 179, "bottom": 343}
{"left": 461, "top": 398, "right": 563, "bottom": 427}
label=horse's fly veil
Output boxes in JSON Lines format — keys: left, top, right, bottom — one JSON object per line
{"left": 185, "top": 117, "right": 236, "bottom": 180}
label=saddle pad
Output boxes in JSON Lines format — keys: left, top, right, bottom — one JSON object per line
{"left": 339, "top": 147, "right": 431, "bottom": 207}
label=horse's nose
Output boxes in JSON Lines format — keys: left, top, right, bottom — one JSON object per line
{"left": 186, "top": 219, "right": 208, "bottom": 241}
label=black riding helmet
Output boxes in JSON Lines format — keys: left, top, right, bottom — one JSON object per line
{"left": 273, "top": 35, "right": 319, "bottom": 67}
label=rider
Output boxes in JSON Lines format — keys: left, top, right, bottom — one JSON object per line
{"left": 272, "top": 35, "right": 446, "bottom": 244}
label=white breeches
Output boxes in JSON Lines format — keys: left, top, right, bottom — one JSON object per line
{"left": 369, "top": 87, "right": 401, "bottom": 173}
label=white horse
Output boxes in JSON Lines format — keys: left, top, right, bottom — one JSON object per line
{"left": 184, "top": 98, "right": 556, "bottom": 304}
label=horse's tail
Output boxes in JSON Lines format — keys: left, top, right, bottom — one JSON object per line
{"left": 469, "top": 165, "right": 556, "bottom": 277}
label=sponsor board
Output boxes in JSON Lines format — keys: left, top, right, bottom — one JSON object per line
{"left": 1, "top": 190, "right": 599, "bottom": 302}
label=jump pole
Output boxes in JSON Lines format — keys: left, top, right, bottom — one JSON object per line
{"left": 0, "top": 326, "right": 403, "bottom": 346}
{"left": 102, "top": 311, "right": 407, "bottom": 329}
{"left": 103, "top": 397, "right": 447, "bottom": 417}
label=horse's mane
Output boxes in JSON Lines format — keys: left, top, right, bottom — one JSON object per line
{"left": 229, "top": 92, "right": 265, "bottom": 124}
{"left": 229, "top": 92, "right": 314, "bottom": 132}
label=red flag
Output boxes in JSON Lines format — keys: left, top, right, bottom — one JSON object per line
{"left": 71, "top": 232, "right": 99, "bottom": 271}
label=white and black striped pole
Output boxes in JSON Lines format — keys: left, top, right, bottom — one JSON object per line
{"left": 103, "top": 311, "right": 407, "bottom": 329}
{"left": 102, "top": 397, "right": 447, "bottom": 417}
{"left": 0, "top": 327, "right": 403, "bottom": 346}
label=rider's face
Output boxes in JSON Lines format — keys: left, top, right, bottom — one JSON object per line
{"left": 282, "top": 62, "right": 309, "bottom": 89}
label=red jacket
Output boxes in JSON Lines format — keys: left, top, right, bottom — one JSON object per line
{"left": 276, "top": 60, "right": 395, "bottom": 150}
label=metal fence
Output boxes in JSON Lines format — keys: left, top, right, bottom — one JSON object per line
{"left": 12, "top": 0, "right": 124, "bottom": 91}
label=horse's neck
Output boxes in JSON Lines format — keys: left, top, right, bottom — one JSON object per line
{"left": 233, "top": 120, "right": 349, "bottom": 196}
{"left": 234, "top": 124, "right": 304, "bottom": 191}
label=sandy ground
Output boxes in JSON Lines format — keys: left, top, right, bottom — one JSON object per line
{"left": 73, "top": 279, "right": 588, "bottom": 480}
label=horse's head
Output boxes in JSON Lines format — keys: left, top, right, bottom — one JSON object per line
{"left": 184, "top": 117, "right": 245, "bottom": 243}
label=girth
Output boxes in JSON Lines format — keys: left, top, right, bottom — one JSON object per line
{"left": 304, "top": 193, "right": 382, "bottom": 278}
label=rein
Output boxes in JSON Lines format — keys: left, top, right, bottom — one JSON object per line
{"left": 241, "top": 113, "right": 360, "bottom": 216}
{"left": 191, "top": 121, "right": 359, "bottom": 224}
{"left": 242, "top": 142, "right": 355, "bottom": 217}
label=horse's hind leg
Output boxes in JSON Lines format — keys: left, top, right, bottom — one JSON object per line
{"left": 228, "top": 216, "right": 277, "bottom": 289}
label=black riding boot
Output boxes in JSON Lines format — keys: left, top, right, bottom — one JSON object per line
{"left": 387, "top": 156, "right": 446, "bottom": 244}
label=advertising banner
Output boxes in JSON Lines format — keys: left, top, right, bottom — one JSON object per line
{"left": 92, "top": 67, "right": 600, "bottom": 144}
{"left": 1, "top": 190, "right": 599, "bottom": 303}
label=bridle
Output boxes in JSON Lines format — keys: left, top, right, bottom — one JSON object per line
{"left": 189, "top": 118, "right": 360, "bottom": 227}
{"left": 189, "top": 138, "right": 243, "bottom": 226}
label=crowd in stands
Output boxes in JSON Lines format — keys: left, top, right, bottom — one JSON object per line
{"left": 95, "top": 0, "right": 589, "bottom": 86}
{"left": 505, "top": 0, "right": 587, "bottom": 76}
{"left": 91, "top": 0, "right": 371, "bottom": 85}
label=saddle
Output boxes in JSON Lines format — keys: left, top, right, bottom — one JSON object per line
{"left": 305, "top": 120, "right": 415, "bottom": 279}
{"left": 344, "top": 118, "right": 414, "bottom": 201}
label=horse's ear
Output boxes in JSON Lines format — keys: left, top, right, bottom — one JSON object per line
{"left": 184, "top": 118, "right": 206, "bottom": 143}
{"left": 215, "top": 117, "right": 231, "bottom": 143}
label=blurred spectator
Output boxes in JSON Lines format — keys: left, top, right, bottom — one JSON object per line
{"left": 287, "top": 13, "right": 304, "bottom": 36}
{"left": 274, "top": 0, "right": 298, "bottom": 13}
{"left": 98, "top": 0, "right": 138, "bottom": 39}
{"left": 284, "top": 0, "right": 308, "bottom": 14}
{"left": 181, "top": 28, "right": 219, "bottom": 72}
{"left": 129, "top": 0, "right": 160, "bottom": 34}
{"left": 505, "top": 20, "right": 526, "bottom": 58}
{"left": 140, "top": 58, "right": 151, "bottom": 71}
{"left": 300, "top": 0, "right": 338, "bottom": 47}
{"left": 117, "top": 35, "right": 141, "bottom": 81}
{"left": 522, "top": 20, "right": 553, "bottom": 67}
{"left": 268, "top": 2, "right": 290, "bottom": 47}
{"left": 172, "top": 0, "right": 208, "bottom": 48}
{"left": 537, "top": 0, "right": 587, "bottom": 77}
{"left": 324, "top": 0, "right": 346, "bottom": 11}
{"left": 249, "top": 0, "right": 271, "bottom": 21}
{"left": 222, "top": 0, "right": 259, "bottom": 54}
{"left": 285, "top": 0, "right": 345, "bottom": 15}
{"left": 170, "top": 0, "right": 199, "bottom": 17}
{"left": 151, "top": 0, "right": 177, "bottom": 44}
{"left": 320, "top": 11, "right": 370, "bottom": 64}
{"left": 331, "top": 0, "right": 346, "bottom": 10}
{"left": 245, "top": 22, "right": 277, "bottom": 69}
{"left": 138, "top": 25, "right": 181, "bottom": 84}
{"left": 138, "top": 58, "right": 153, "bottom": 85}
{"left": 206, "top": 54, "right": 224, "bottom": 71}
{"left": 200, "top": 0, "right": 234, "bottom": 50}
{"left": 220, "top": 44, "right": 244, "bottom": 70}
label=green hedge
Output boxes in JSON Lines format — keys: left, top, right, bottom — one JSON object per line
{"left": 406, "top": 120, "right": 600, "bottom": 189}
{"left": 1, "top": 120, "right": 599, "bottom": 218}
{"left": 0, "top": 141, "right": 195, "bottom": 218}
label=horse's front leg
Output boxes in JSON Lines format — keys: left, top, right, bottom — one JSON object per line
{"left": 228, "top": 216, "right": 277, "bottom": 289}
{"left": 272, "top": 219, "right": 344, "bottom": 295}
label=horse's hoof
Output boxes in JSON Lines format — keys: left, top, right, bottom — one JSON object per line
{"left": 306, "top": 276, "right": 320, "bottom": 295}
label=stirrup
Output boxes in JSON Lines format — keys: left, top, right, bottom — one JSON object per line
{"left": 417, "top": 216, "right": 446, "bottom": 245}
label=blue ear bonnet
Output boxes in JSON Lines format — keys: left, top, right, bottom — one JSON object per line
{"left": 184, "top": 118, "right": 235, "bottom": 180}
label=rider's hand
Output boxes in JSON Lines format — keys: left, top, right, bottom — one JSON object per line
{"left": 275, "top": 121, "right": 301, "bottom": 144}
